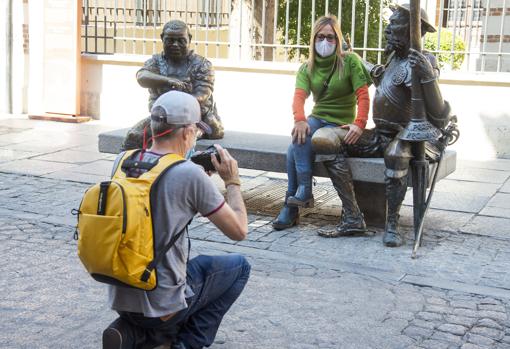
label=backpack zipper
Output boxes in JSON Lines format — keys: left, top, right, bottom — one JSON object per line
{"left": 110, "top": 181, "right": 127, "bottom": 235}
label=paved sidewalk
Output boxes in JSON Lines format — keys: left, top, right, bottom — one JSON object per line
{"left": 1, "top": 115, "right": 510, "bottom": 349}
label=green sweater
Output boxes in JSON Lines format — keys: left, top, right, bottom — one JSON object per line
{"left": 295, "top": 53, "right": 372, "bottom": 125}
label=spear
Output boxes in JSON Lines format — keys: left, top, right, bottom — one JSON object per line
{"left": 397, "top": 0, "right": 441, "bottom": 258}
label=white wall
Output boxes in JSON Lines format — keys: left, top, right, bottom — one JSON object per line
{"left": 81, "top": 55, "right": 510, "bottom": 160}
{"left": 0, "top": 1, "right": 9, "bottom": 113}
{"left": 27, "top": 0, "right": 44, "bottom": 115}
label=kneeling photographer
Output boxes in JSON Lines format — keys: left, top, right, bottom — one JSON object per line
{"left": 103, "top": 90, "right": 250, "bottom": 349}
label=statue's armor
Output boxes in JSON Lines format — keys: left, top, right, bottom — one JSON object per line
{"left": 372, "top": 55, "right": 413, "bottom": 134}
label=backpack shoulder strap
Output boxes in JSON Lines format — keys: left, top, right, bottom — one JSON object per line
{"left": 137, "top": 153, "right": 185, "bottom": 182}
{"left": 112, "top": 150, "right": 138, "bottom": 179}
{"left": 140, "top": 219, "right": 193, "bottom": 283}
{"left": 150, "top": 153, "right": 185, "bottom": 174}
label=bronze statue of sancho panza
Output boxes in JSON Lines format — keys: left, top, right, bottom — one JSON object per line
{"left": 123, "top": 20, "right": 224, "bottom": 150}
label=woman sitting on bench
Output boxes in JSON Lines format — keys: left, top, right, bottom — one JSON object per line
{"left": 272, "top": 15, "right": 372, "bottom": 236}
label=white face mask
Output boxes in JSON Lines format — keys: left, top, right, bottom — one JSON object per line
{"left": 185, "top": 147, "right": 195, "bottom": 159}
{"left": 185, "top": 136, "right": 197, "bottom": 159}
{"left": 315, "top": 39, "right": 336, "bottom": 57}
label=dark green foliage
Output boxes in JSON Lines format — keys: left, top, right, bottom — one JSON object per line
{"left": 424, "top": 30, "right": 466, "bottom": 70}
{"left": 276, "top": 0, "right": 392, "bottom": 63}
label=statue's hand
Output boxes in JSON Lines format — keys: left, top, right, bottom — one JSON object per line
{"left": 408, "top": 48, "right": 436, "bottom": 82}
{"left": 166, "top": 77, "right": 193, "bottom": 93}
{"left": 181, "top": 79, "right": 193, "bottom": 93}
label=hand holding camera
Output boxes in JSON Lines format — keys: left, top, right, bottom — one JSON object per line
{"left": 191, "top": 145, "right": 240, "bottom": 187}
{"left": 190, "top": 145, "right": 221, "bottom": 172}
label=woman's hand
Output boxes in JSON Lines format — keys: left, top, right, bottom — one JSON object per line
{"left": 291, "top": 121, "right": 310, "bottom": 145}
{"left": 340, "top": 124, "right": 363, "bottom": 144}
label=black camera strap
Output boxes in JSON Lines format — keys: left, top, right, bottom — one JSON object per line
{"left": 314, "top": 56, "right": 338, "bottom": 103}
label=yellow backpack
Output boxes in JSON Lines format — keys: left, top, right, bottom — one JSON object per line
{"left": 74, "top": 150, "right": 185, "bottom": 290}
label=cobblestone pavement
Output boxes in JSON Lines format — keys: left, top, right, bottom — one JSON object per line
{"left": 1, "top": 172, "right": 510, "bottom": 349}
{"left": 1, "top": 117, "right": 510, "bottom": 348}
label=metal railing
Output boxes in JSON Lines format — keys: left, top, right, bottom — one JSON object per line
{"left": 81, "top": 0, "right": 510, "bottom": 72}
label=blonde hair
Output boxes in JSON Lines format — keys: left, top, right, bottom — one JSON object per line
{"left": 307, "top": 15, "right": 345, "bottom": 77}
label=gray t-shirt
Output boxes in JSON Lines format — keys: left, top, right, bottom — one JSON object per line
{"left": 108, "top": 151, "right": 225, "bottom": 317}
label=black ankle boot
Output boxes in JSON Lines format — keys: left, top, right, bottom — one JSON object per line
{"left": 103, "top": 317, "right": 150, "bottom": 349}
{"left": 103, "top": 318, "right": 134, "bottom": 349}
{"left": 287, "top": 172, "right": 314, "bottom": 208}
{"left": 273, "top": 192, "right": 299, "bottom": 230}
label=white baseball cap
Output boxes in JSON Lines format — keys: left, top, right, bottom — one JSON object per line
{"left": 150, "top": 91, "right": 212, "bottom": 134}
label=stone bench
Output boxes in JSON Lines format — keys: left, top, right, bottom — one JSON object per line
{"left": 99, "top": 129, "right": 457, "bottom": 226}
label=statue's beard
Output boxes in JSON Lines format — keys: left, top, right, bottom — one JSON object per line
{"left": 385, "top": 37, "right": 408, "bottom": 57}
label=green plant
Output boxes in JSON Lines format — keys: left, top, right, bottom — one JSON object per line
{"left": 276, "top": 0, "right": 391, "bottom": 63}
{"left": 424, "top": 30, "right": 466, "bottom": 70}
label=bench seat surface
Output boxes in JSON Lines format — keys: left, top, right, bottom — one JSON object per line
{"left": 99, "top": 129, "right": 456, "bottom": 184}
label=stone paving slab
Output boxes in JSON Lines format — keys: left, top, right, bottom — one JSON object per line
{"left": 0, "top": 159, "right": 78, "bottom": 176}
{"left": 501, "top": 180, "right": 510, "bottom": 194}
{"left": 0, "top": 148, "right": 41, "bottom": 164}
{"left": 5, "top": 140, "right": 87, "bottom": 154}
{"left": 31, "top": 149, "right": 110, "bottom": 164}
{"left": 460, "top": 216, "right": 510, "bottom": 239}
{"left": 404, "top": 191, "right": 492, "bottom": 214}
{"left": 480, "top": 207, "right": 510, "bottom": 219}
{"left": 398, "top": 206, "right": 475, "bottom": 233}
{"left": 480, "top": 194, "right": 510, "bottom": 218}
{"left": 446, "top": 168, "right": 510, "bottom": 184}
{"left": 434, "top": 180, "right": 502, "bottom": 197}
{"left": 65, "top": 159, "right": 115, "bottom": 176}
{"left": 44, "top": 169, "right": 110, "bottom": 185}
{"left": 485, "top": 193, "right": 510, "bottom": 210}
{"left": 0, "top": 129, "right": 38, "bottom": 145}
{"left": 458, "top": 159, "right": 510, "bottom": 172}
{"left": 70, "top": 143, "right": 102, "bottom": 153}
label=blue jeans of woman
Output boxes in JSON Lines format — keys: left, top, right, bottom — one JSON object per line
{"left": 120, "top": 254, "right": 251, "bottom": 349}
{"left": 286, "top": 116, "right": 338, "bottom": 193}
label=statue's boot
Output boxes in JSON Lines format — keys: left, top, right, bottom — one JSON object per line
{"left": 311, "top": 127, "right": 349, "bottom": 155}
{"left": 382, "top": 177, "right": 407, "bottom": 247}
{"left": 272, "top": 192, "right": 300, "bottom": 230}
{"left": 202, "top": 111, "right": 225, "bottom": 139}
{"left": 122, "top": 117, "right": 151, "bottom": 151}
{"left": 318, "top": 155, "right": 366, "bottom": 238}
{"left": 287, "top": 172, "right": 314, "bottom": 208}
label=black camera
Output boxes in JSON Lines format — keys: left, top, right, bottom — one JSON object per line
{"left": 190, "top": 146, "right": 221, "bottom": 172}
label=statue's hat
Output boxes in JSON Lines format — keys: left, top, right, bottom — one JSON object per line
{"left": 390, "top": 3, "right": 437, "bottom": 33}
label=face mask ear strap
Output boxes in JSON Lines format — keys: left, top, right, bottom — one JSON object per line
{"left": 142, "top": 125, "right": 183, "bottom": 156}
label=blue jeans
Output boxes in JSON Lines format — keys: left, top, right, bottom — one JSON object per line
{"left": 286, "top": 116, "right": 338, "bottom": 193}
{"left": 121, "top": 254, "right": 251, "bottom": 349}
